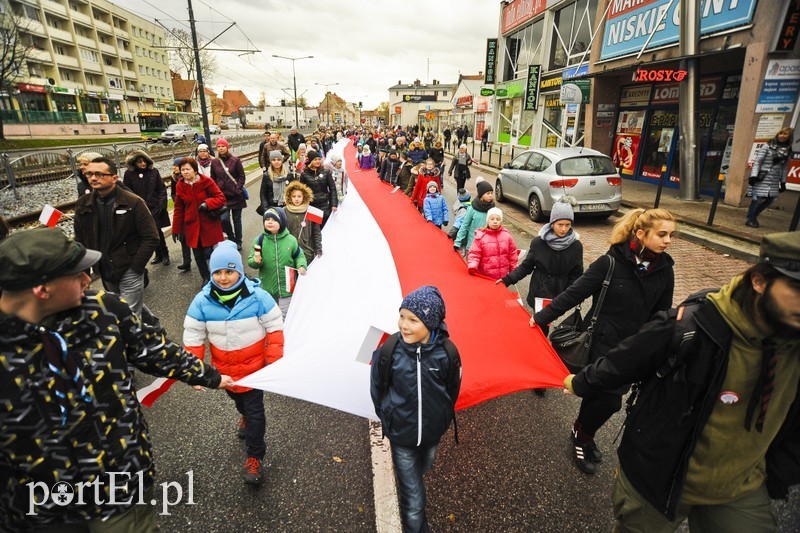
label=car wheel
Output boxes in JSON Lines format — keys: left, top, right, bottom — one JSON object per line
{"left": 528, "top": 194, "right": 545, "bottom": 222}
{"left": 495, "top": 180, "right": 505, "bottom": 203}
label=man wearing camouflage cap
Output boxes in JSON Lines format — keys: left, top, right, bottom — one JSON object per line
{"left": 562, "top": 232, "right": 800, "bottom": 531}
{"left": 0, "top": 228, "right": 233, "bottom": 531}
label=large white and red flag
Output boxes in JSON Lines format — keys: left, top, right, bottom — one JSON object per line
{"left": 235, "top": 139, "right": 568, "bottom": 419}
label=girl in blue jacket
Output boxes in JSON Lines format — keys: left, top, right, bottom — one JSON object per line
{"left": 423, "top": 181, "right": 449, "bottom": 229}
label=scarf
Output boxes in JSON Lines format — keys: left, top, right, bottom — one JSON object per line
{"left": 285, "top": 203, "right": 307, "bottom": 214}
{"left": 769, "top": 139, "right": 791, "bottom": 165}
{"left": 628, "top": 238, "right": 660, "bottom": 274}
{"left": 539, "top": 223, "right": 578, "bottom": 251}
{"left": 457, "top": 151, "right": 469, "bottom": 165}
{"left": 471, "top": 197, "right": 494, "bottom": 213}
{"left": 211, "top": 280, "right": 250, "bottom": 309}
{"left": 269, "top": 165, "right": 288, "bottom": 183}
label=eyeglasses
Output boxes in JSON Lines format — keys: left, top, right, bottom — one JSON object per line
{"left": 84, "top": 172, "right": 114, "bottom": 178}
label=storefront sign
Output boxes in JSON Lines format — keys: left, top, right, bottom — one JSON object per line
{"left": 562, "top": 65, "right": 588, "bottom": 80}
{"left": 539, "top": 73, "right": 562, "bottom": 93}
{"left": 633, "top": 69, "right": 687, "bottom": 83}
{"left": 496, "top": 82, "right": 524, "bottom": 99}
{"left": 785, "top": 153, "right": 800, "bottom": 191}
{"left": 394, "top": 106, "right": 402, "bottom": 114}
{"left": 774, "top": 1, "right": 800, "bottom": 52}
{"left": 651, "top": 77, "right": 721, "bottom": 105}
{"left": 597, "top": 103, "right": 616, "bottom": 112}
{"left": 484, "top": 39, "right": 498, "bottom": 84}
{"left": 756, "top": 59, "right": 800, "bottom": 113}
{"left": 502, "top": 0, "right": 547, "bottom": 34}
{"left": 480, "top": 88, "right": 495, "bottom": 96}
{"left": 524, "top": 65, "right": 541, "bottom": 111}
{"left": 755, "top": 114, "right": 787, "bottom": 140}
{"left": 456, "top": 95, "right": 474, "bottom": 108}
{"left": 561, "top": 80, "right": 590, "bottom": 104}
{"left": 18, "top": 83, "right": 47, "bottom": 93}
{"left": 475, "top": 97, "right": 490, "bottom": 113}
{"left": 596, "top": 111, "right": 615, "bottom": 118}
{"left": 612, "top": 134, "right": 641, "bottom": 175}
{"left": 496, "top": 88, "right": 508, "bottom": 97}
{"left": 722, "top": 74, "right": 742, "bottom": 100}
{"left": 544, "top": 94, "right": 561, "bottom": 108}
{"left": 403, "top": 94, "right": 436, "bottom": 102}
{"left": 619, "top": 85, "right": 651, "bottom": 106}
{"left": 85, "top": 113, "right": 110, "bottom": 124}
{"left": 600, "top": 0, "right": 757, "bottom": 61}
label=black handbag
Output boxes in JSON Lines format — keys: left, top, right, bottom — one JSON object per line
{"left": 548, "top": 257, "right": 615, "bottom": 371}
{"left": 206, "top": 203, "right": 229, "bottom": 220}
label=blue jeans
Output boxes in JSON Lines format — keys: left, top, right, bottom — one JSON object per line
{"left": 747, "top": 194, "right": 776, "bottom": 222}
{"left": 103, "top": 268, "right": 145, "bottom": 316}
{"left": 391, "top": 443, "right": 438, "bottom": 533}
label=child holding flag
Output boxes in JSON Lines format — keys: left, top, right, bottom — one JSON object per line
{"left": 183, "top": 241, "right": 284, "bottom": 485}
{"left": 284, "top": 181, "right": 323, "bottom": 264}
{"left": 248, "top": 207, "right": 307, "bottom": 317}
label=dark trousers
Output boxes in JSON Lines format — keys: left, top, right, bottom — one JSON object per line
{"left": 221, "top": 209, "right": 243, "bottom": 246}
{"left": 155, "top": 228, "right": 168, "bottom": 258}
{"left": 576, "top": 392, "right": 623, "bottom": 437}
{"left": 746, "top": 195, "right": 777, "bottom": 222}
{"left": 191, "top": 246, "right": 212, "bottom": 282}
{"left": 227, "top": 389, "right": 266, "bottom": 460}
{"left": 455, "top": 175, "right": 467, "bottom": 191}
{"left": 180, "top": 237, "right": 192, "bottom": 266}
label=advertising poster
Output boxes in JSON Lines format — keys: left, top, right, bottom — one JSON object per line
{"left": 612, "top": 134, "right": 641, "bottom": 175}
{"left": 756, "top": 59, "right": 800, "bottom": 113}
{"left": 786, "top": 154, "right": 800, "bottom": 192}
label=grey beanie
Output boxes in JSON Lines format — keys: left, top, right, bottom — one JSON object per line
{"left": 269, "top": 150, "right": 283, "bottom": 161}
{"left": 550, "top": 201, "right": 575, "bottom": 223}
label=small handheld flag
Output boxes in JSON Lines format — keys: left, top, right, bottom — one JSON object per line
{"left": 285, "top": 266, "right": 297, "bottom": 293}
{"left": 39, "top": 204, "right": 63, "bottom": 227}
{"left": 305, "top": 205, "right": 324, "bottom": 225}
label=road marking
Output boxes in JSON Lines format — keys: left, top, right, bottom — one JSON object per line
{"left": 370, "top": 420, "right": 401, "bottom": 532}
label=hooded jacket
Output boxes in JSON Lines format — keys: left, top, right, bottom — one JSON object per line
{"left": 467, "top": 226, "right": 518, "bottom": 279}
{"left": 122, "top": 150, "right": 170, "bottom": 228}
{"left": 369, "top": 323, "right": 461, "bottom": 447}
{"left": 379, "top": 156, "right": 402, "bottom": 184}
{"left": 300, "top": 165, "right": 338, "bottom": 213}
{"left": 183, "top": 278, "right": 284, "bottom": 393}
{"left": 247, "top": 226, "right": 308, "bottom": 301}
{"left": 454, "top": 199, "right": 494, "bottom": 250}
{"left": 284, "top": 181, "right": 323, "bottom": 263}
{"left": 571, "top": 278, "right": 800, "bottom": 519}
{"left": 423, "top": 185, "right": 449, "bottom": 227}
{"left": 410, "top": 168, "right": 442, "bottom": 207}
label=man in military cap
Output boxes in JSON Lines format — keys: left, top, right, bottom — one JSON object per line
{"left": 563, "top": 232, "right": 800, "bottom": 532}
{"left": 0, "top": 228, "right": 233, "bottom": 531}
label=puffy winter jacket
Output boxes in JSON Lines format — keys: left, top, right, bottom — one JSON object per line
{"left": 122, "top": 150, "right": 170, "bottom": 228}
{"left": 380, "top": 157, "right": 402, "bottom": 184}
{"left": 183, "top": 278, "right": 284, "bottom": 393}
{"left": 358, "top": 153, "right": 376, "bottom": 170}
{"left": 300, "top": 166, "right": 338, "bottom": 212}
{"left": 749, "top": 140, "right": 790, "bottom": 198}
{"left": 408, "top": 147, "right": 428, "bottom": 165}
{"left": 369, "top": 324, "right": 461, "bottom": 447}
{"left": 468, "top": 227, "right": 518, "bottom": 279}
{"left": 454, "top": 200, "right": 493, "bottom": 250}
{"left": 247, "top": 228, "right": 308, "bottom": 301}
{"left": 410, "top": 170, "right": 441, "bottom": 207}
{"left": 423, "top": 192, "right": 449, "bottom": 226}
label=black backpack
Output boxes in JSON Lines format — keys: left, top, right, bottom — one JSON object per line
{"left": 377, "top": 332, "right": 462, "bottom": 443}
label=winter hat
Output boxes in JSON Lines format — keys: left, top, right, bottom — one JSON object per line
{"left": 173, "top": 157, "right": 184, "bottom": 167}
{"left": 263, "top": 206, "right": 287, "bottom": 233}
{"left": 457, "top": 188, "right": 471, "bottom": 202}
{"left": 487, "top": 207, "right": 503, "bottom": 222}
{"left": 330, "top": 154, "right": 342, "bottom": 164}
{"left": 550, "top": 200, "right": 575, "bottom": 223}
{"left": 298, "top": 143, "right": 307, "bottom": 151}
{"left": 306, "top": 150, "right": 321, "bottom": 162}
{"left": 362, "top": 145, "right": 371, "bottom": 155}
{"left": 209, "top": 240, "right": 244, "bottom": 289}
{"left": 216, "top": 138, "right": 229, "bottom": 148}
{"left": 400, "top": 285, "right": 446, "bottom": 333}
{"left": 269, "top": 150, "right": 283, "bottom": 161}
{"left": 427, "top": 181, "right": 439, "bottom": 193}
{"left": 476, "top": 180, "right": 493, "bottom": 199}
{"left": 388, "top": 148, "right": 398, "bottom": 156}
{"left": 197, "top": 143, "right": 209, "bottom": 152}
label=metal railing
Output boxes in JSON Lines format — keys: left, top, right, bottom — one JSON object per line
{"left": 442, "top": 136, "right": 526, "bottom": 171}
{"left": 1, "top": 109, "right": 137, "bottom": 125}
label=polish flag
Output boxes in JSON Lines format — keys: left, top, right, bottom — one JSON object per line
{"left": 305, "top": 205, "right": 324, "bottom": 225}
{"left": 39, "top": 204, "right": 63, "bottom": 227}
{"left": 235, "top": 140, "right": 568, "bottom": 419}
{"left": 136, "top": 377, "right": 175, "bottom": 407}
{"left": 534, "top": 297, "right": 553, "bottom": 314}
{"left": 285, "top": 266, "right": 297, "bottom": 293}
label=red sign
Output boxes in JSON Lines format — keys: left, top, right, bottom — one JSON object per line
{"left": 775, "top": 0, "right": 800, "bottom": 52}
{"left": 787, "top": 154, "right": 800, "bottom": 188}
{"left": 612, "top": 134, "right": 641, "bottom": 176}
{"left": 456, "top": 95, "right": 473, "bottom": 108}
{"left": 394, "top": 106, "right": 401, "bottom": 114}
{"left": 633, "top": 69, "right": 688, "bottom": 83}
{"left": 502, "top": 0, "right": 547, "bottom": 34}
{"left": 18, "top": 83, "right": 47, "bottom": 93}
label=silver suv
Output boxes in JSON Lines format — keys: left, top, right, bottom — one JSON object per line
{"left": 494, "top": 147, "right": 622, "bottom": 221}
{"left": 159, "top": 124, "right": 197, "bottom": 143}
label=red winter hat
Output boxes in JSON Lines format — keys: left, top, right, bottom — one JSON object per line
{"left": 216, "top": 138, "right": 229, "bottom": 148}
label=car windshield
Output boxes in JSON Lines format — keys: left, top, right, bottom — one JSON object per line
{"left": 167, "top": 125, "right": 184, "bottom": 131}
{"left": 557, "top": 156, "right": 616, "bottom": 176}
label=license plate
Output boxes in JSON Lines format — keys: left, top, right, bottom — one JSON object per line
{"left": 580, "top": 203, "right": 609, "bottom": 211}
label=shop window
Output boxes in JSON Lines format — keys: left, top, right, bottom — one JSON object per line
{"left": 81, "top": 97, "right": 102, "bottom": 113}
{"left": 20, "top": 93, "right": 48, "bottom": 112}
{"left": 502, "top": 19, "right": 545, "bottom": 82}
{"left": 550, "top": 0, "right": 598, "bottom": 70}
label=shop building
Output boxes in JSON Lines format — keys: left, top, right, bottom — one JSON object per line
{"left": 388, "top": 79, "right": 455, "bottom": 130}
{"left": 446, "top": 74, "right": 493, "bottom": 142}
{"left": 583, "top": 0, "right": 800, "bottom": 207}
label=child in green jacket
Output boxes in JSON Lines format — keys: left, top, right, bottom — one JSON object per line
{"left": 248, "top": 207, "right": 307, "bottom": 317}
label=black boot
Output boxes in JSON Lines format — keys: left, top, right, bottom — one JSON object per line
{"left": 177, "top": 262, "right": 191, "bottom": 271}
{"left": 162, "top": 252, "right": 170, "bottom": 266}
{"left": 150, "top": 253, "right": 163, "bottom": 265}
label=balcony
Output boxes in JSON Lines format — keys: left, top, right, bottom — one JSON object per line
{"left": 83, "top": 61, "right": 102, "bottom": 73}
{"left": 122, "top": 69, "right": 136, "bottom": 79}
{"left": 114, "top": 27, "right": 129, "bottom": 39}
{"left": 94, "top": 19, "right": 113, "bottom": 34}
{"left": 21, "top": 20, "right": 48, "bottom": 37}
{"left": 59, "top": 80, "right": 83, "bottom": 90}
{"left": 119, "top": 49, "right": 133, "bottom": 61}
{"left": 86, "top": 84, "right": 105, "bottom": 93}
{"left": 99, "top": 42, "right": 116, "bottom": 55}
{"left": 76, "top": 35, "right": 95, "bottom": 48}
{"left": 41, "top": 0, "right": 68, "bottom": 18}
{"left": 48, "top": 27, "right": 74, "bottom": 43}
{"left": 28, "top": 48, "right": 53, "bottom": 64}
{"left": 70, "top": 10, "right": 91, "bottom": 26}
{"left": 54, "top": 54, "right": 79, "bottom": 68}
{"left": 104, "top": 65, "right": 121, "bottom": 76}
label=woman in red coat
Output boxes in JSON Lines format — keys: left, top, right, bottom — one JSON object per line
{"left": 172, "top": 157, "right": 226, "bottom": 286}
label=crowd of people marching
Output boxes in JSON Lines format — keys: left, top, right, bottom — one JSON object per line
{"left": 0, "top": 121, "right": 798, "bottom": 533}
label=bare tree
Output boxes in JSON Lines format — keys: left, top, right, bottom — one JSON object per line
{"left": 257, "top": 90, "right": 266, "bottom": 111}
{"left": 166, "top": 28, "right": 217, "bottom": 84}
{"left": 0, "top": 0, "right": 32, "bottom": 140}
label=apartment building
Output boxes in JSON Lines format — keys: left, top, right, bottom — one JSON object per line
{"left": 387, "top": 80, "right": 456, "bottom": 130}
{"left": 3, "top": 0, "right": 175, "bottom": 135}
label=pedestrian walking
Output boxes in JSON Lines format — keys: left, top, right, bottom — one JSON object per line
{"left": 467, "top": 207, "right": 518, "bottom": 279}
{"left": 745, "top": 127, "right": 792, "bottom": 228}
{"left": 170, "top": 158, "right": 192, "bottom": 272}
{"left": 534, "top": 208, "right": 676, "bottom": 475}
{"left": 448, "top": 144, "right": 476, "bottom": 191}
{"left": 563, "top": 231, "right": 800, "bottom": 531}
{"left": 260, "top": 150, "right": 290, "bottom": 213}
{"left": 300, "top": 150, "right": 338, "bottom": 226}
{"left": 123, "top": 150, "right": 170, "bottom": 266}
{"left": 379, "top": 149, "right": 402, "bottom": 184}
{"left": 429, "top": 140, "right": 445, "bottom": 178}
{"left": 284, "top": 181, "right": 323, "bottom": 263}
{"left": 0, "top": 228, "right": 232, "bottom": 532}
{"left": 211, "top": 138, "right": 247, "bottom": 250}
{"left": 481, "top": 127, "right": 490, "bottom": 151}
{"left": 423, "top": 181, "right": 449, "bottom": 229}
{"left": 75, "top": 151, "right": 102, "bottom": 196}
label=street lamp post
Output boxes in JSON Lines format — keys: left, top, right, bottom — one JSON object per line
{"left": 315, "top": 82, "right": 339, "bottom": 126}
{"left": 273, "top": 54, "right": 313, "bottom": 129}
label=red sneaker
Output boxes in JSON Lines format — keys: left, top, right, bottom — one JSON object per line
{"left": 243, "top": 457, "right": 262, "bottom": 485}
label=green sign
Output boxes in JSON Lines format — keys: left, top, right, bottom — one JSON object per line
{"left": 496, "top": 88, "right": 508, "bottom": 97}
{"left": 560, "top": 80, "right": 591, "bottom": 104}
{"left": 480, "top": 88, "right": 495, "bottom": 96}
{"left": 524, "top": 65, "right": 542, "bottom": 111}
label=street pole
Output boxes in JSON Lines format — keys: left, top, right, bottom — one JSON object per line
{"left": 678, "top": 0, "right": 700, "bottom": 200}
{"left": 187, "top": 0, "right": 210, "bottom": 142}
{"left": 273, "top": 55, "right": 313, "bottom": 128}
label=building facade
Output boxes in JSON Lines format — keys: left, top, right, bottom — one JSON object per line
{"left": 445, "top": 74, "right": 492, "bottom": 142}
{"left": 2, "top": 0, "right": 175, "bottom": 136}
{"left": 387, "top": 79, "right": 456, "bottom": 130}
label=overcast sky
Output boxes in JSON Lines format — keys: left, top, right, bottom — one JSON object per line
{"left": 120, "top": 0, "right": 500, "bottom": 110}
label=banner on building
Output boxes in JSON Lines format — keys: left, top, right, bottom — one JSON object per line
{"left": 402, "top": 95, "right": 436, "bottom": 102}
{"left": 600, "top": 0, "right": 757, "bottom": 61}
{"left": 485, "top": 39, "right": 498, "bottom": 84}
{"left": 756, "top": 59, "right": 800, "bottom": 113}
{"left": 524, "top": 65, "right": 541, "bottom": 111}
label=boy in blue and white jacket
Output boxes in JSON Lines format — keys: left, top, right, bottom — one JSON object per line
{"left": 370, "top": 286, "right": 462, "bottom": 533}
{"left": 423, "top": 181, "right": 449, "bottom": 229}
{"left": 448, "top": 188, "right": 471, "bottom": 240}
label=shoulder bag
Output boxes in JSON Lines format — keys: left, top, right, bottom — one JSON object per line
{"left": 221, "top": 161, "right": 249, "bottom": 200}
{"left": 548, "top": 257, "right": 616, "bottom": 372}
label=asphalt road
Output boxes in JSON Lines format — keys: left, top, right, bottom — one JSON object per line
{"left": 131, "top": 164, "right": 799, "bottom": 532}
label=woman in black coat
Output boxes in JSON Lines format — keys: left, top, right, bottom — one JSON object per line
{"left": 300, "top": 150, "right": 338, "bottom": 227}
{"left": 123, "top": 150, "right": 170, "bottom": 264}
{"left": 533, "top": 208, "right": 676, "bottom": 475}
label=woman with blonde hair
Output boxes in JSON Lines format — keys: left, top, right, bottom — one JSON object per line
{"left": 532, "top": 208, "right": 677, "bottom": 475}
{"left": 745, "top": 127, "right": 793, "bottom": 228}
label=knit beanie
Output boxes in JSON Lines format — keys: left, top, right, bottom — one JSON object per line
{"left": 197, "top": 144, "right": 209, "bottom": 152}
{"left": 400, "top": 285, "right": 446, "bottom": 333}
{"left": 209, "top": 241, "right": 245, "bottom": 289}
{"left": 330, "top": 154, "right": 342, "bottom": 164}
{"left": 263, "top": 206, "right": 286, "bottom": 233}
{"left": 427, "top": 181, "right": 439, "bottom": 193}
{"left": 173, "top": 157, "right": 184, "bottom": 166}
{"left": 487, "top": 207, "right": 503, "bottom": 221}
{"left": 216, "top": 138, "right": 229, "bottom": 148}
{"left": 307, "top": 150, "right": 321, "bottom": 162}
{"left": 550, "top": 200, "right": 575, "bottom": 223}
{"left": 298, "top": 143, "right": 307, "bottom": 151}
{"left": 457, "top": 188, "right": 471, "bottom": 202}
{"left": 269, "top": 150, "right": 283, "bottom": 161}
{"left": 476, "top": 180, "right": 493, "bottom": 199}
